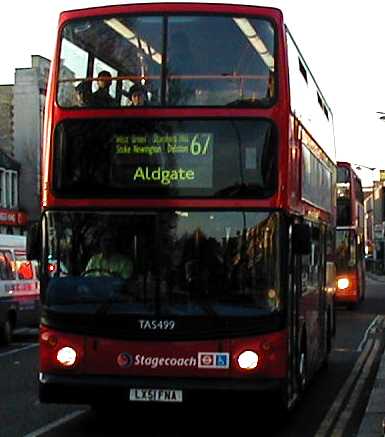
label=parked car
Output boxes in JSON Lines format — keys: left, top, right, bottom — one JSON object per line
{"left": 0, "top": 235, "right": 40, "bottom": 344}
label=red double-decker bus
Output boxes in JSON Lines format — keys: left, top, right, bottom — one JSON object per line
{"left": 336, "top": 162, "right": 365, "bottom": 308}
{"left": 29, "top": 3, "right": 337, "bottom": 411}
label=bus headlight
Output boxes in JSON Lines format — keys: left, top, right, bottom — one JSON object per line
{"left": 56, "top": 347, "right": 77, "bottom": 367}
{"left": 237, "top": 350, "right": 259, "bottom": 370}
{"left": 337, "top": 278, "right": 350, "bottom": 290}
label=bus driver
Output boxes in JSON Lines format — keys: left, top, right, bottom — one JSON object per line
{"left": 84, "top": 230, "right": 133, "bottom": 279}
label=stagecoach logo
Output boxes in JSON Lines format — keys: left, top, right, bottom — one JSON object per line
{"left": 117, "top": 352, "right": 133, "bottom": 368}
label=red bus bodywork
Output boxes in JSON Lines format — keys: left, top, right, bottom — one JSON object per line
{"left": 38, "top": 3, "right": 336, "bottom": 409}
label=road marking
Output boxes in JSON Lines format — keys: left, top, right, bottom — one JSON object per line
{"left": 14, "top": 327, "right": 39, "bottom": 336}
{"left": 357, "top": 315, "right": 380, "bottom": 351}
{"left": 332, "top": 337, "right": 381, "bottom": 436}
{"left": 23, "top": 410, "right": 86, "bottom": 437}
{"left": 0, "top": 343, "right": 38, "bottom": 357}
{"left": 315, "top": 315, "right": 385, "bottom": 436}
{"left": 314, "top": 337, "right": 374, "bottom": 436}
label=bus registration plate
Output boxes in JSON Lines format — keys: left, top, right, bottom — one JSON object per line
{"left": 129, "top": 388, "right": 183, "bottom": 403}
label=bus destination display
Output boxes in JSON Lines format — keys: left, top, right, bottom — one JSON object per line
{"left": 112, "top": 133, "right": 214, "bottom": 188}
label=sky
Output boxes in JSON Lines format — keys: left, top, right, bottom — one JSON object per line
{"left": 2, "top": 0, "right": 385, "bottom": 186}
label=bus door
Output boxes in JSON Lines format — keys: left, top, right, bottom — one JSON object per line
{"left": 299, "top": 222, "right": 326, "bottom": 373}
{"left": 288, "top": 219, "right": 302, "bottom": 398}
{"left": 317, "top": 225, "right": 328, "bottom": 356}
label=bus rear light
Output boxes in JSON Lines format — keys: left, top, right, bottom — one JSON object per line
{"left": 237, "top": 350, "right": 259, "bottom": 370}
{"left": 337, "top": 277, "right": 350, "bottom": 290}
{"left": 56, "top": 347, "right": 77, "bottom": 367}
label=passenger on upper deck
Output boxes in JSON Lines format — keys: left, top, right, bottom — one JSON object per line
{"left": 91, "top": 71, "right": 117, "bottom": 107}
{"left": 74, "top": 81, "right": 92, "bottom": 107}
{"left": 128, "top": 83, "right": 147, "bottom": 106}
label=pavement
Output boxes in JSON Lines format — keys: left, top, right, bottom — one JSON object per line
{"left": 357, "top": 272, "right": 385, "bottom": 436}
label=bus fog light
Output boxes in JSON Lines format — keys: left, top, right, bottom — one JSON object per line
{"left": 56, "top": 347, "right": 77, "bottom": 367}
{"left": 337, "top": 278, "right": 349, "bottom": 290}
{"left": 237, "top": 350, "right": 259, "bottom": 370}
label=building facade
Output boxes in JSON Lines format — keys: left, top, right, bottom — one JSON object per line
{"left": 364, "top": 181, "right": 385, "bottom": 272}
{"left": 0, "top": 84, "right": 14, "bottom": 157}
{"left": 0, "top": 55, "right": 50, "bottom": 234}
{"left": 13, "top": 55, "right": 50, "bottom": 226}
{"left": 0, "top": 84, "right": 28, "bottom": 234}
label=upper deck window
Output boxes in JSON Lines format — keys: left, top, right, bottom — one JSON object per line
{"left": 57, "top": 15, "right": 276, "bottom": 108}
{"left": 337, "top": 166, "right": 350, "bottom": 184}
{"left": 337, "top": 167, "right": 351, "bottom": 226}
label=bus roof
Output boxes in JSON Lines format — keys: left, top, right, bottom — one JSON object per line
{"left": 337, "top": 161, "right": 353, "bottom": 168}
{"left": 59, "top": 3, "right": 284, "bottom": 20}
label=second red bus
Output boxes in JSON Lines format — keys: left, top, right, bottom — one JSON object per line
{"left": 336, "top": 161, "right": 366, "bottom": 308}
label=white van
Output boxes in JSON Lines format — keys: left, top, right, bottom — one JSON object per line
{"left": 0, "top": 235, "right": 40, "bottom": 344}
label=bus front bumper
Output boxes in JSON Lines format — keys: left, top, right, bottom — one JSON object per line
{"left": 335, "top": 290, "right": 359, "bottom": 304}
{"left": 39, "top": 372, "right": 284, "bottom": 405}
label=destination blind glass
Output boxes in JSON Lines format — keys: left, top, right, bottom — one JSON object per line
{"left": 54, "top": 119, "right": 277, "bottom": 198}
{"left": 113, "top": 132, "right": 213, "bottom": 188}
